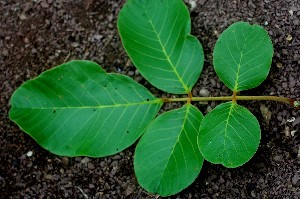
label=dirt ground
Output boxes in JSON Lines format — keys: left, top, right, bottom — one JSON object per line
{"left": 1, "top": 0, "right": 300, "bottom": 198}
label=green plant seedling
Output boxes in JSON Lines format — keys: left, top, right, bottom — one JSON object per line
{"left": 9, "top": 0, "right": 299, "bottom": 196}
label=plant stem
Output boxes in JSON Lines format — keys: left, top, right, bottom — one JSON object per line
{"left": 161, "top": 96, "right": 232, "bottom": 102}
{"left": 233, "top": 96, "right": 293, "bottom": 104}
{"left": 161, "top": 95, "right": 299, "bottom": 108}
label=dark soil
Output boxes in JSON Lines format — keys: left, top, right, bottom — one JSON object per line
{"left": 1, "top": 0, "right": 300, "bottom": 198}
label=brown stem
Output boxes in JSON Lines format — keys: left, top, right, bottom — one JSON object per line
{"left": 160, "top": 96, "right": 299, "bottom": 108}
{"left": 187, "top": 91, "right": 192, "bottom": 104}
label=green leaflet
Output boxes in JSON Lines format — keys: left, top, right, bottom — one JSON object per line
{"left": 134, "top": 104, "right": 204, "bottom": 196}
{"left": 198, "top": 102, "right": 261, "bottom": 168}
{"left": 9, "top": 60, "right": 162, "bottom": 157}
{"left": 213, "top": 22, "right": 273, "bottom": 92}
{"left": 118, "top": 0, "right": 204, "bottom": 94}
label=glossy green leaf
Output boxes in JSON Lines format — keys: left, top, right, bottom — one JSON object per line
{"left": 198, "top": 102, "right": 260, "bottom": 168}
{"left": 213, "top": 22, "right": 273, "bottom": 92}
{"left": 9, "top": 60, "right": 162, "bottom": 157}
{"left": 118, "top": 0, "right": 204, "bottom": 94}
{"left": 134, "top": 104, "right": 204, "bottom": 196}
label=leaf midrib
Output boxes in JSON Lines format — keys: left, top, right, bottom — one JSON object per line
{"left": 12, "top": 99, "right": 162, "bottom": 110}
{"left": 157, "top": 104, "right": 191, "bottom": 193}
{"left": 146, "top": 12, "right": 190, "bottom": 93}
{"left": 233, "top": 29, "right": 247, "bottom": 92}
{"left": 223, "top": 102, "right": 235, "bottom": 162}
{"left": 232, "top": 27, "right": 257, "bottom": 92}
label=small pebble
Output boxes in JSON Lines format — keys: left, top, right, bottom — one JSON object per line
{"left": 19, "top": 13, "right": 27, "bottom": 20}
{"left": 41, "top": 2, "right": 49, "bottom": 8}
{"left": 2, "top": 48, "right": 8, "bottom": 56}
{"left": 88, "top": 162, "right": 95, "bottom": 170}
{"left": 273, "top": 155, "right": 284, "bottom": 162}
{"left": 44, "top": 174, "right": 53, "bottom": 180}
{"left": 112, "top": 155, "right": 122, "bottom": 160}
{"left": 282, "top": 82, "right": 288, "bottom": 88}
{"left": 289, "top": 76, "right": 296, "bottom": 88}
{"left": 71, "top": 42, "right": 79, "bottom": 48}
{"left": 81, "top": 157, "right": 90, "bottom": 164}
{"left": 94, "top": 34, "right": 103, "bottom": 40}
{"left": 199, "top": 88, "right": 210, "bottom": 97}
{"left": 292, "top": 117, "right": 300, "bottom": 126}
{"left": 61, "top": 157, "right": 69, "bottom": 166}
{"left": 128, "top": 71, "right": 134, "bottom": 76}
{"left": 292, "top": 173, "right": 300, "bottom": 187}
{"left": 26, "top": 151, "right": 33, "bottom": 157}
{"left": 210, "top": 79, "right": 217, "bottom": 87}
{"left": 111, "top": 160, "right": 118, "bottom": 166}
{"left": 89, "top": 184, "right": 95, "bottom": 189}
{"left": 24, "top": 37, "right": 30, "bottom": 43}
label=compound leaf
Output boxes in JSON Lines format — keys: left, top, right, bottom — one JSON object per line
{"left": 198, "top": 102, "right": 260, "bottom": 168}
{"left": 9, "top": 60, "right": 162, "bottom": 157}
{"left": 118, "top": 0, "right": 204, "bottom": 94}
{"left": 134, "top": 104, "right": 204, "bottom": 196}
{"left": 213, "top": 22, "right": 273, "bottom": 92}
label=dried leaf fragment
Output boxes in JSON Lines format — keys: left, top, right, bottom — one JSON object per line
{"left": 260, "top": 104, "right": 272, "bottom": 125}
{"left": 286, "top": 34, "right": 293, "bottom": 41}
{"left": 284, "top": 126, "right": 290, "bottom": 137}
{"left": 276, "top": 62, "right": 283, "bottom": 68}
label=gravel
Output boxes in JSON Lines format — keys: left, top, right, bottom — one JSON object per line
{"left": 1, "top": 0, "right": 299, "bottom": 198}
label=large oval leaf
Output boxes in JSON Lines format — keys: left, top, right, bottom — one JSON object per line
{"left": 118, "top": 0, "right": 204, "bottom": 94}
{"left": 9, "top": 60, "right": 163, "bottom": 157}
{"left": 134, "top": 104, "right": 204, "bottom": 196}
{"left": 198, "top": 102, "right": 260, "bottom": 168}
{"left": 213, "top": 22, "right": 273, "bottom": 92}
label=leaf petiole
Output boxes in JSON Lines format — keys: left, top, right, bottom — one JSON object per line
{"left": 161, "top": 96, "right": 299, "bottom": 108}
